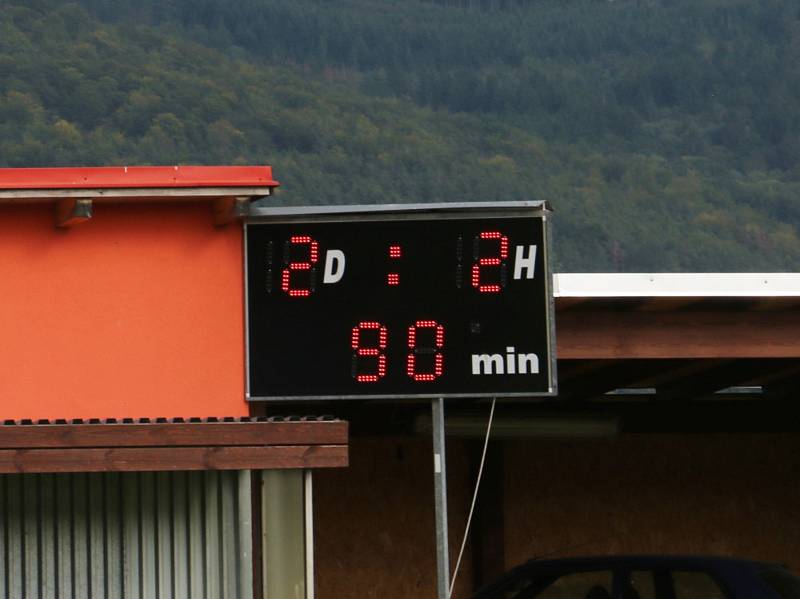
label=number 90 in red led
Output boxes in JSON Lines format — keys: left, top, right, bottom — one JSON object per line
{"left": 351, "top": 320, "right": 445, "bottom": 383}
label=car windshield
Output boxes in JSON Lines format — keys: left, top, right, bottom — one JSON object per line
{"left": 760, "top": 568, "right": 800, "bottom": 599}
{"left": 486, "top": 569, "right": 614, "bottom": 599}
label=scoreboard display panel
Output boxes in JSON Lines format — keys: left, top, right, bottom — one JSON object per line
{"left": 245, "top": 203, "right": 555, "bottom": 400}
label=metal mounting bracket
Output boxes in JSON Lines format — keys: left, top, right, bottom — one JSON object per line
{"left": 55, "top": 198, "right": 92, "bottom": 228}
{"left": 213, "top": 196, "right": 250, "bottom": 226}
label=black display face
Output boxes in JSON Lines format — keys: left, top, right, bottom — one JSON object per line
{"left": 246, "top": 210, "right": 554, "bottom": 400}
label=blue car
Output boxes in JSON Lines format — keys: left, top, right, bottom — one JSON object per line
{"left": 471, "top": 555, "right": 800, "bottom": 599}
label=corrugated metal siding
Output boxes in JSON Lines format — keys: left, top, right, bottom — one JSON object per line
{"left": 0, "top": 471, "right": 253, "bottom": 599}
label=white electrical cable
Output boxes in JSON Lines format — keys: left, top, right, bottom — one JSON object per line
{"left": 448, "top": 398, "right": 497, "bottom": 598}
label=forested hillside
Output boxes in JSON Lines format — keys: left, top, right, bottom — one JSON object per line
{"left": 2, "top": 0, "right": 800, "bottom": 271}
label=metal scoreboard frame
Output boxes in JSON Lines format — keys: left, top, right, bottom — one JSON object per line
{"left": 244, "top": 201, "right": 557, "bottom": 401}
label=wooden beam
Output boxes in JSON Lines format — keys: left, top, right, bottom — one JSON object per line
{"left": 55, "top": 198, "right": 92, "bottom": 227}
{"left": 626, "top": 359, "right": 729, "bottom": 390}
{"left": 655, "top": 360, "right": 755, "bottom": 400}
{"left": 0, "top": 421, "right": 347, "bottom": 449}
{"left": 0, "top": 444, "right": 348, "bottom": 473}
{"left": 756, "top": 299, "right": 800, "bottom": 311}
{"left": 557, "top": 309, "right": 800, "bottom": 359}
{"left": 554, "top": 297, "right": 592, "bottom": 312}
{"left": 632, "top": 297, "right": 702, "bottom": 312}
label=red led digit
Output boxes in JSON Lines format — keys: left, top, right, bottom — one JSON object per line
{"left": 351, "top": 321, "right": 388, "bottom": 383}
{"left": 471, "top": 231, "right": 508, "bottom": 294}
{"left": 407, "top": 320, "right": 445, "bottom": 382}
{"left": 389, "top": 245, "right": 402, "bottom": 258}
{"left": 387, "top": 273, "right": 400, "bottom": 286}
{"left": 281, "top": 235, "right": 319, "bottom": 297}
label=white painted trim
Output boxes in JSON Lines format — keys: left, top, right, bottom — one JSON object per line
{"left": 553, "top": 273, "right": 800, "bottom": 298}
{"left": 304, "top": 470, "right": 314, "bottom": 599}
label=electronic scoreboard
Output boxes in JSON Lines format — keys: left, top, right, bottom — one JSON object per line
{"left": 245, "top": 202, "right": 555, "bottom": 400}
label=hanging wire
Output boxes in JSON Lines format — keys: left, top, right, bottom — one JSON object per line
{"left": 448, "top": 397, "right": 497, "bottom": 598}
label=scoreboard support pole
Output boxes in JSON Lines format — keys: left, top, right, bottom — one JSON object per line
{"left": 432, "top": 397, "right": 450, "bottom": 599}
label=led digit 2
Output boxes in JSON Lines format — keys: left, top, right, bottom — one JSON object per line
{"left": 281, "top": 235, "right": 319, "bottom": 297}
{"left": 471, "top": 231, "right": 508, "bottom": 294}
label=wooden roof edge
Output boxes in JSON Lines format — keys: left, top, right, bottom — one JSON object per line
{"left": 1, "top": 416, "right": 341, "bottom": 425}
{"left": 0, "top": 418, "right": 348, "bottom": 449}
{"left": 0, "top": 445, "right": 349, "bottom": 473}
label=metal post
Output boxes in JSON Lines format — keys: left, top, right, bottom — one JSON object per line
{"left": 432, "top": 397, "right": 450, "bottom": 599}
{"left": 304, "top": 470, "right": 315, "bottom": 599}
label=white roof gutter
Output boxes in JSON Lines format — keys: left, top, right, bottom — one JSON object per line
{"left": 552, "top": 273, "right": 800, "bottom": 298}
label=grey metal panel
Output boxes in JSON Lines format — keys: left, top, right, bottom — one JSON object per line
{"left": 248, "top": 200, "right": 548, "bottom": 219}
{"left": 205, "top": 470, "right": 222, "bottom": 599}
{"left": 73, "top": 473, "right": 90, "bottom": 598}
{"left": 40, "top": 474, "right": 56, "bottom": 599}
{"left": 187, "top": 472, "right": 204, "bottom": 599}
{"left": 89, "top": 474, "right": 105, "bottom": 598}
{"left": 156, "top": 471, "right": 173, "bottom": 598}
{"left": 0, "top": 471, "right": 254, "bottom": 599}
{"left": 122, "top": 473, "right": 140, "bottom": 599}
{"left": 172, "top": 471, "right": 189, "bottom": 599}
{"left": 304, "top": 471, "right": 315, "bottom": 599}
{"left": 0, "top": 476, "right": 6, "bottom": 599}
{"left": 23, "top": 474, "right": 39, "bottom": 597}
{"left": 140, "top": 472, "right": 158, "bottom": 599}
{"left": 221, "top": 471, "right": 238, "bottom": 599}
{"left": 237, "top": 471, "right": 254, "bottom": 599}
{"left": 56, "top": 474, "right": 73, "bottom": 599}
{"left": 105, "top": 473, "right": 123, "bottom": 599}
{"left": 262, "top": 470, "right": 306, "bottom": 599}
{"left": 8, "top": 475, "right": 22, "bottom": 599}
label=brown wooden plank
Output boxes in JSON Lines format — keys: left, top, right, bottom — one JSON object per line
{"left": 0, "top": 421, "right": 348, "bottom": 449}
{"left": 557, "top": 309, "right": 800, "bottom": 359}
{"left": 0, "top": 445, "right": 348, "bottom": 473}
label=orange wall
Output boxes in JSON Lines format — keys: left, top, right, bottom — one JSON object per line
{"left": 0, "top": 203, "right": 247, "bottom": 419}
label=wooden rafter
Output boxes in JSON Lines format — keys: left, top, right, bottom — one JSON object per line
{"left": 0, "top": 418, "right": 348, "bottom": 473}
{"left": 557, "top": 308, "right": 800, "bottom": 359}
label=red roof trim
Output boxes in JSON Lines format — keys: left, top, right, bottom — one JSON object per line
{"left": 0, "top": 166, "right": 278, "bottom": 190}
